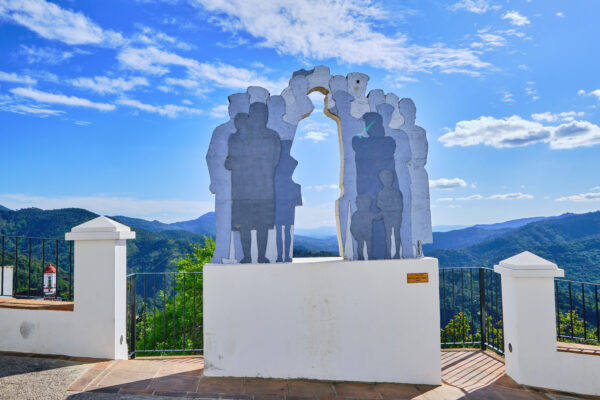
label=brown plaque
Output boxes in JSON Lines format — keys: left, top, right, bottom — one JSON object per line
{"left": 407, "top": 273, "right": 429, "bottom": 284}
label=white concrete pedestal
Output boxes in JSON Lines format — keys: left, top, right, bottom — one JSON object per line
{"left": 203, "top": 257, "right": 441, "bottom": 384}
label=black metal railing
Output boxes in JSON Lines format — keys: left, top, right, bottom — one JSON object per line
{"left": 555, "top": 279, "right": 600, "bottom": 345}
{"left": 439, "top": 267, "right": 504, "bottom": 354}
{"left": 0, "top": 235, "right": 74, "bottom": 300}
{"left": 127, "top": 272, "right": 203, "bottom": 358}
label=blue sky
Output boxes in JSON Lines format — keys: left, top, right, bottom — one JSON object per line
{"left": 1, "top": 0, "right": 599, "bottom": 230}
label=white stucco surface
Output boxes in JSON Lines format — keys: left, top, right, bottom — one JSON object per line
{"left": 203, "top": 257, "right": 441, "bottom": 384}
{"left": 0, "top": 217, "right": 134, "bottom": 360}
{"left": 1, "top": 266, "right": 12, "bottom": 297}
{"left": 496, "top": 251, "right": 600, "bottom": 396}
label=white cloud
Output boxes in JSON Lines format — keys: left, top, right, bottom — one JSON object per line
{"left": 439, "top": 115, "right": 600, "bottom": 149}
{"left": 502, "top": 11, "right": 530, "bottom": 26}
{"left": 0, "top": 101, "right": 64, "bottom": 117}
{"left": 0, "top": 0, "right": 124, "bottom": 46}
{"left": 488, "top": 192, "right": 533, "bottom": 200}
{"left": 590, "top": 89, "right": 600, "bottom": 100}
{"left": 455, "top": 193, "right": 533, "bottom": 200}
{"left": 69, "top": 76, "right": 149, "bottom": 94}
{"left": 456, "top": 194, "right": 484, "bottom": 200}
{"left": 164, "top": 77, "right": 199, "bottom": 88}
{"left": 0, "top": 193, "right": 213, "bottom": 223}
{"left": 556, "top": 192, "right": 600, "bottom": 202}
{"left": 0, "top": 70, "right": 36, "bottom": 84}
{"left": 531, "top": 111, "right": 584, "bottom": 123}
{"left": 518, "top": 64, "right": 528, "bottom": 70}
{"left": 210, "top": 104, "right": 228, "bottom": 118}
{"left": 436, "top": 197, "right": 454, "bottom": 202}
{"left": 451, "top": 0, "right": 500, "bottom": 14}
{"left": 294, "top": 201, "right": 337, "bottom": 229}
{"left": 118, "top": 46, "right": 287, "bottom": 93}
{"left": 10, "top": 87, "right": 115, "bottom": 111}
{"left": 305, "top": 184, "right": 338, "bottom": 191}
{"left": 299, "top": 131, "right": 329, "bottom": 143}
{"left": 18, "top": 45, "right": 85, "bottom": 64}
{"left": 501, "top": 91, "right": 514, "bottom": 102}
{"left": 439, "top": 116, "right": 551, "bottom": 148}
{"left": 578, "top": 89, "right": 587, "bottom": 96}
{"left": 429, "top": 178, "right": 467, "bottom": 190}
{"left": 191, "top": 0, "right": 490, "bottom": 76}
{"left": 132, "top": 25, "right": 193, "bottom": 50}
{"left": 556, "top": 12, "right": 564, "bottom": 18}
{"left": 117, "top": 98, "right": 203, "bottom": 117}
{"left": 550, "top": 120, "right": 600, "bottom": 149}
{"left": 471, "top": 33, "right": 507, "bottom": 49}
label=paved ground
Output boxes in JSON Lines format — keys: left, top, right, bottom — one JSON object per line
{"left": 0, "top": 354, "right": 89, "bottom": 400}
{"left": 0, "top": 350, "right": 598, "bottom": 399}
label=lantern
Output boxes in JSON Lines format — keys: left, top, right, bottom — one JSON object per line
{"left": 43, "top": 263, "right": 56, "bottom": 297}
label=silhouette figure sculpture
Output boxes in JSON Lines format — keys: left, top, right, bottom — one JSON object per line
{"left": 274, "top": 140, "right": 302, "bottom": 262}
{"left": 352, "top": 112, "right": 397, "bottom": 259}
{"left": 350, "top": 194, "right": 382, "bottom": 260}
{"left": 225, "top": 102, "right": 281, "bottom": 263}
{"left": 377, "top": 169, "right": 403, "bottom": 259}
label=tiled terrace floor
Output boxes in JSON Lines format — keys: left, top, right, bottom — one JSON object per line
{"left": 64, "top": 349, "right": 599, "bottom": 399}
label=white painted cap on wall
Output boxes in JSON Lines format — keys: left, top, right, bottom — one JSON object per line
{"left": 494, "top": 251, "right": 564, "bottom": 278}
{"left": 65, "top": 216, "right": 136, "bottom": 241}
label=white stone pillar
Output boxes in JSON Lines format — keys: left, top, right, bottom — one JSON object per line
{"left": 494, "top": 251, "right": 564, "bottom": 386}
{"left": 65, "top": 216, "right": 135, "bottom": 359}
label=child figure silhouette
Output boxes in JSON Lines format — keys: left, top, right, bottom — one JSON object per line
{"left": 376, "top": 169, "right": 403, "bottom": 259}
{"left": 350, "top": 194, "right": 382, "bottom": 260}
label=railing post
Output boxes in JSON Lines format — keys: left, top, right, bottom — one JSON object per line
{"left": 479, "top": 268, "right": 486, "bottom": 350}
{"left": 129, "top": 276, "right": 137, "bottom": 359}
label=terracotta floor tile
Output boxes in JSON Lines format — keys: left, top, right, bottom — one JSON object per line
{"left": 287, "top": 396, "right": 318, "bottom": 400}
{"left": 196, "top": 377, "right": 245, "bottom": 394}
{"left": 218, "top": 394, "right": 253, "bottom": 400}
{"left": 151, "top": 374, "right": 201, "bottom": 392}
{"left": 89, "top": 386, "right": 121, "bottom": 394}
{"left": 154, "top": 390, "right": 193, "bottom": 397}
{"left": 112, "top": 359, "right": 163, "bottom": 374}
{"left": 252, "top": 395, "right": 285, "bottom": 400}
{"left": 94, "top": 370, "right": 154, "bottom": 390}
{"left": 68, "top": 366, "right": 104, "bottom": 391}
{"left": 244, "top": 378, "right": 289, "bottom": 396}
{"left": 288, "top": 380, "right": 335, "bottom": 397}
{"left": 118, "top": 387, "right": 155, "bottom": 395}
{"left": 466, "top": 385, "right": 547, "bottom": 399}
{"left": 375, "top": 383, "right": 422, "bottom": 399}
{"left": 334, "top": 382, "right": 381, "bottom": 399}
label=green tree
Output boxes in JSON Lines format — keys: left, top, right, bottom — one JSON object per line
{"left": 134, "top": 237, "right": 214, "bottom": 355}
{"left": 557, "top": 310, "right": 598, "bottom": 343}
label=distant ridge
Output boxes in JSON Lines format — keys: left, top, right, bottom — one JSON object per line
{"left": 111, "top": 213, "right": 216, "bottom": 237}
{"left": 0, "top": 205, "right": 11, "bottom": 212}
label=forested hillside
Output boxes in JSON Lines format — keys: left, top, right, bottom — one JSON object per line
{"left": 429, "top": 211, "right": 600, "bottom": 282}
{"left": 2, "top": 205, "right": 600, "bottom": 282}
{"left": 0, "top": 207, "right": 203, "bottom": 274}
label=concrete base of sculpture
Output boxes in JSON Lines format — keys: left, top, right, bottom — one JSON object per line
{"left": 203, "top": 257, "right": 441, "bottom": 384}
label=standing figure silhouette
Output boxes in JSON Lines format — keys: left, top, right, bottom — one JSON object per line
{"left": 225, "top": 102, "right": 281, "bottom": 263}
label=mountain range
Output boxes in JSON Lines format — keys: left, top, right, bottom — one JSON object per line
{"left": 1, "top": 205, "right": 599, "bottom": 282}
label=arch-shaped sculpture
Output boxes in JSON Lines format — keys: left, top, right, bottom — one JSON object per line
{"left": 206, "top": 66, "right": 432, "bottom": 263}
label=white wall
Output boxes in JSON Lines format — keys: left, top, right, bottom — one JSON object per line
{"left": 1, "top": 266, "right": 12, "bottom": 297}
{"left": 204, "top": 257, "right": 441, "bottom": 384}
{"left": 496, "top": 251, "right": 600, "bottom": 396}
{"left": 0, "top": 217, "right": 134, "bottom": 360}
